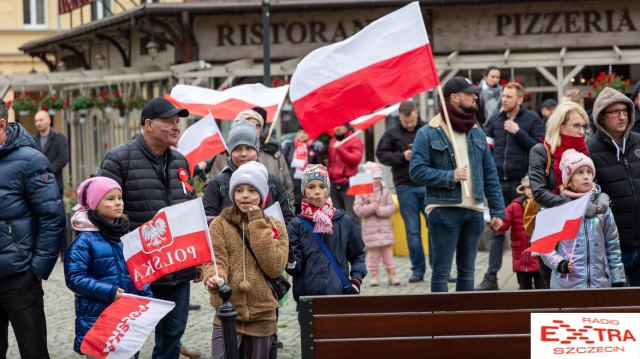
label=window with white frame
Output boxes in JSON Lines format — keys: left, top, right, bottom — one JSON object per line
{"left": 91, "top": 0, "right": 113, "bottom": 21}
{"left": 23, "top": 0, "right": 46, "bottom": 29}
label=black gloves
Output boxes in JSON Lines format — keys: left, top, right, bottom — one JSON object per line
{"left": 343, "top": 278, "right": 362, "bottom": 295}
{"left": 612, "top": 282, "right": 626, "bottom": 287}
{"left": 557, "top": 260, "right": 571, "bottom": 274}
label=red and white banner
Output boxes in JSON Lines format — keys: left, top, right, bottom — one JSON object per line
{"left": 526, "top": 194, "right": 591, "bottom": 254}
{"left": 122, "top": 198, "right": 214, "bottom": 289}
{"left": 165, "top": 84, "right": 289, "bottom": 123}
{"left": 346, "top": 173, "right": 375, "bottom": 196}
{"left": 177, "top": 113, "right": 228, "bottom": 168}
{"left": 289, "top": 2, "right": 440, "bottom": 138}
{"left": 350, "top": 103, "right": 401, "bottom": 131}
{"left": 80, "top": 294, "right": 175, "bottom": 359}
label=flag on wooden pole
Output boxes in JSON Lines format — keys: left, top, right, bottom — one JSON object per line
{"left": 177, "top": 113, "right": 228, "bottom": 168}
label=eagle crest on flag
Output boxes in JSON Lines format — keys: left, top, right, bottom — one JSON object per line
{"left": 139, "top": 212, "right": 174, "bottom": 254}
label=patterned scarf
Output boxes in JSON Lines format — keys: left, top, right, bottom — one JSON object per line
{"left": 551, "top": 135, "right": 588, "bottom": 194}
{"left": 291, "top": 139, "right": 312, "bottom": 179}
{"left": 300, "top": 197, "right": 336, "bottom": 234}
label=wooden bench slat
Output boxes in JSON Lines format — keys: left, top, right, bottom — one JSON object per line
{"left": 313, "top": 335, "right": 530, "bottom": 359}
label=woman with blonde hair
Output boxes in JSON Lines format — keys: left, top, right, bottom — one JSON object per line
{"left": 561, "top": 89, "right": 585, "bottom": 108}
{"left": 528, "top": 101, "right": 609, "bottom": 288}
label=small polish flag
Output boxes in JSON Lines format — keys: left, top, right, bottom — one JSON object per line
{"left": 486, "top": 136, "right": 495, "bottom": 151}
{"left": 350, "top": 103, "right": 401, "bottom": 131}
{"left": 290, "top": 2, "right": 440, "bottom": 138}
{"left": 165, "top": 84, "right": 289, "bottom": 123}
{"left": 177, "top": 113, "right": 228, "bottom": 168}
{"left": 346, "top": 173, "right": 375, "bottom": 196}
{"left": 80, "top": 294, "right": 175, "bottom": 359}
{"left": 526, "top": 194, "right": 591, "bottom": 254}
{"left": 122, "top": 198, "right": 214, "bottom": 289}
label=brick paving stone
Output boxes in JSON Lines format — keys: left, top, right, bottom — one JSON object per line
{"left": 6, "top": 249, "right": 518, "bottom": 358}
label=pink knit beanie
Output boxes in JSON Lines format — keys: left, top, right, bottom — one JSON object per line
{"left": 77, "top": 176, "right": 122, "bottom": 210}
{"left": 363, "top": 161, "right": 382, "bottom": 178}
{"left": 559, "top": 149, "right": 596, "bottom": 187}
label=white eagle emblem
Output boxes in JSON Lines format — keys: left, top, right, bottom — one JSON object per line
{"left": 141, "top": 219, "right": 168, "bottom": 247}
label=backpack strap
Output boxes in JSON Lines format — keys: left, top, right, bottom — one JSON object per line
{"left": 300, "top": 218, "right": 349, "bottom": 289}
{"left": 543, "top": 142, "right": 551, "bottom": 176}
{"left": 267, "top": 173, "right": 278, "bottom": 203}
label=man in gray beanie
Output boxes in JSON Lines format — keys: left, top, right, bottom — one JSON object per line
{"left": 588, "top": 87, "right": 639, "bottom": 286}
{"left": 203, "top": 120, "right": 293, "bottom": 222}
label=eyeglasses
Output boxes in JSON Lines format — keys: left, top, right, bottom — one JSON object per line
{"left": 603, "top": 109, "right": 628, "bottom": 118}
{"left": 564, "top": 123, "right": 589, "bottom": 131}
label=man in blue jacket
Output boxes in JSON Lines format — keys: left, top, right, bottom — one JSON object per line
{"left": 477, "top": 82, "right": 545, "bottom": 291}
{"left": 409, "top": 77, "right": 505, "bottom": 293}
{"left": 0, "top": 99, "right": 65, "bottom": 358}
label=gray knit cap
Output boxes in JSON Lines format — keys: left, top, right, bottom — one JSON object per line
{"left": 229, "top": 161, "right": 269, "bottom": 205}
{"left": 228, "top": 119, "right": 260, "bottom": 153}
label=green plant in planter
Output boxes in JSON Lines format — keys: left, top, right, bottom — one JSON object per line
{"left": 70, "top": 95, "right": 94, "bottom": 111}
{"left": 93, "top": 92, "right": 109, "bottom": 109}
{"left": 12, "top": 94, "right": 37, "bottom": 113}
{"left": 125, "top": 95, "right": 147, "bottom": 111}
{"left": 40, "top": 94, "right": 64, "bottom": 111}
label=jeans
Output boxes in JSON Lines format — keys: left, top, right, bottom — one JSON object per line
{"left": 621, "top": 246, "right": 640, "bottom": 286}
{"left": 487, "top": 179, "right": 520, "bottom": 274}
{"left": 0, "top": 271, "right": 48, "bottom": 359}
{"left": 330, "top": 183, "right": 360, "bottom": 233}
{"left": 396, "top": 185, "right": 430, "bottom": 276}
{"left": 427, "top": 207, "right": 484, "bottom": 292}
{"left": 151, "top": 281, "right": 191, "bottom": 359}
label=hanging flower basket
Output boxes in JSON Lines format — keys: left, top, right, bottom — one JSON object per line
{"left": 11, "top": 93, "right": 37, "bottom": 115}
{"left": 125, "top": 95, "right": 147, "bottom": 111}
{"left": 70, "top": 95, "right": 93, "bottom": 119}
{"left": 40, "top": 94, "right": 64, "bottom": 113}
{"left": 591, "top": 72, "right": 631, "bottom": 97}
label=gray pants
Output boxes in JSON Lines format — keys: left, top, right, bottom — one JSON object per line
{"left": 211, "top": 325, "right": 272, "bottom": 359}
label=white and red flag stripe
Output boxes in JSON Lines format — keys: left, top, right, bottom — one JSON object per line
{"left": 177, "top": 113, "right": 228, "bottom": 168}
{"left": 350, "top": 103, "right": 401, "bottom": 131}
{"left": 526, "top": 194, "right": 591, "bottom": 254}
{"left": 289, "top": 2, "right": 439, "bottom": 138}
{"left": 165, "top": 84, "right": 289, "bottom": 123}
{"left": 346, "top": 173, "right": 375, "bottom": 196}
{"left": 122, "top": 198, "right": 214, "bottom": 290}
{"left": 80, "top": 294, "right": 175, "bottom": 359}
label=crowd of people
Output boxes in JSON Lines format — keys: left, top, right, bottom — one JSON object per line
{"left": 1, "top": 65, "right": 640, "bottom": 358}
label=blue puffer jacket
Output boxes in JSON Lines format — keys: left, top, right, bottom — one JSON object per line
{"left": 0, "top": 122, "right": 65, "bottom": 280}
{"left": 64, "top": 228, "right": 152, "bottom": 354}
{"left": 286, "top": 210, "right": 367, "bottom": 303}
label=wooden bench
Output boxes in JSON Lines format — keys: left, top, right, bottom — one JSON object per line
{"left": 298, "top": 288, "right": 640, "bottom": 359}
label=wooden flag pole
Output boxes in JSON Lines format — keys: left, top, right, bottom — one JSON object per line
{"left": 334, "top": 129, "right": 363, "bottom": 148}
{"left": 436, "top": 85, "right": 471, "bottom": 198}
{"left": 264, "top": 116, "right": 278, "bottom": 144}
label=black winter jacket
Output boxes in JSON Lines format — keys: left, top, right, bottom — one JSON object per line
{"left": 33, "top": 129, "right": 69, "bottom": 192}
{"left": 529, "top": 143, "right": 571, "bottom": 210}
{"left": 202, "top": 158, "right": 294, "bottom": 223}
{"left": 99, "top": 134, "right": 197, "bottom": 285}
{"left": 0, "top": 122, "right": 65, "bottom": 280}
{"left": 486, "top": 106, "right": 545, "bottom": 181}
{"left": 375, "top": 121, "right": 425, "bottom": 187}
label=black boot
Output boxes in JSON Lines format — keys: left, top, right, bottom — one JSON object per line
{"left": 474, "top": 273, "right": 498, "bottom": 291}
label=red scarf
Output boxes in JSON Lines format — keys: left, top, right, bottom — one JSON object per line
{"left": 300, "top": 198, "right": 336, "bottom": 234}
{"left": 551, "top": 135, "right": 588, "bottom": 194}
{"left": 441, "top": 102, "right": 477, "bottom": 133}
{"left": 291, "top": 139, "right": 312, "bottom": 179}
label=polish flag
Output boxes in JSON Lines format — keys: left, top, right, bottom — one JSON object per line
{"left": 526, "top": 194, "right": 591, "bottom": 254}
{"left": 177, "top": 113, "right": 228, "bottom": 168}
{"left": 122, "top": 198, "right": 214, "bottom": 290}
{"left": 165, "top": 84, "right": 289, "bottom": 123}
{"left": 350, "top": 103, "right": 401, "bottom": 131}
{"left": 289, "top": 2, "right": 440, "bottom": 138}
{"left": 80, "top": 294, "right": 175, "bottom": 359}
{"left": 346, "top": 173, "right": 375, "bottom": 196}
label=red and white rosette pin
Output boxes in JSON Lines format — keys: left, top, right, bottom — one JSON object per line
{"left": 178, "top": 167, "right": 194, "bottom": 194}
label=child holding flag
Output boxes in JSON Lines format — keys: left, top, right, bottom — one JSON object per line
{"left": 286, "top": 164, "right": 367, "bottom": 320}
{"left": 64, "top": 177, "right": 152, "bottom": 356}
{"left": 540, "top": 150, "right": 625, "bottom": 289}
{"left": 353, "top": 162, "right": 399, "bottom": 286}
{"left": 204, "top": 161, "right": 288, "bottom": 359}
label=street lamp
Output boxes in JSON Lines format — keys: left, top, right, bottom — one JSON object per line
{"left": 146, "top": 39, "right": 159, "bottom": 61}
{"left": 262, "top": 0, "right": 271, "bottom": 86}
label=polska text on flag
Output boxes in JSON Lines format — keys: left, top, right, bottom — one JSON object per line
{"left": 289, "top": 2, "right": 440, "bottom": 138}
{"left": 165, "top": 84, "right": 289, "bottom": 123}
{"left": 80, "top": 294, "right": 175, "bottom": 359}
{"left": 350, "top": 103, "right": 401, "bottom": 131}
{"left": 526, "top": 193, "right": 591, "bottom": 254}
{"left": 177, "top": 113, "right": 228, "bottom": 169}
{"left": 346, "top": 172, "right": 375, "bottom": 196}
{"left": 122, "top": 198, "right": 214, "bottom": 290}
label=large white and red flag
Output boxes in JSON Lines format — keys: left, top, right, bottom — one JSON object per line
{"left": 526, "top": 194, "right": 591, "bottom": 254}
{"left": 350, "top": 103, "right": 401, "bottom": 131}
{"left": 122, "top": 198, "right": 214, "bottom": 290}
{"left": 177, "top": 113, "right": 228, "bottom": 168}
{"left": 165, "top": 84, "right": 289, "bottom": 123}
{"left": 289, "top": 2, "right": 439, "bottom": 138}
{"left": 346, "top": 173, "right": 375, "bottom": 196}
{"left": 80, "top": 294, "right": 175, "bottom": 359}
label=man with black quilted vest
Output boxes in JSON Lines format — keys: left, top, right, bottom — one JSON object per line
{"left": 99, "top": 98, "right": 202, "bottom": 359}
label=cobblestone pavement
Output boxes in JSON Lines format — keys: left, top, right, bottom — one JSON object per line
{"left": 6, "top": 249, "right": 518, "bottom": 358}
